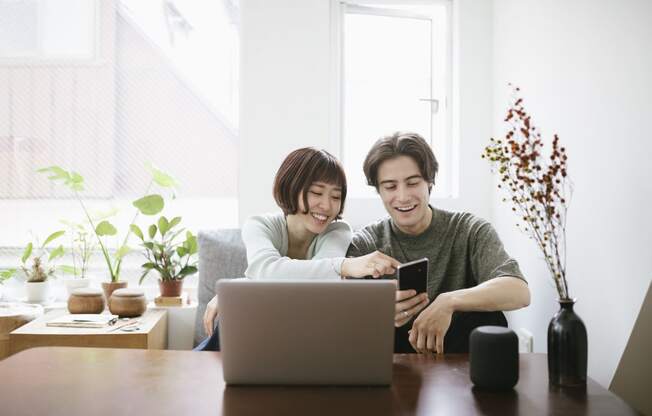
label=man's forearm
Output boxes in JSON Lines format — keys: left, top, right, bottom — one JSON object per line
{"left": 439, "top": 276, "right": 530, "bottom": 312}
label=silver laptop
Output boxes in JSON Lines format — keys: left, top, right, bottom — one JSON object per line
{"left": 217, "top": 279, "right": 396, "bottom": 386}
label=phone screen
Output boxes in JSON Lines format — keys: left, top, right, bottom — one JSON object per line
{"left": 397, "top": 258, "right": 428, "bottom": 294}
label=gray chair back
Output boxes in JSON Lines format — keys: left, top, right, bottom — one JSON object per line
{"left": 194, "top": 229, "right": 247, "bottom": 346}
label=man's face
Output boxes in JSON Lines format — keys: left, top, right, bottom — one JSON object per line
{"left": 376, "top": 155, "right": 432, "bottom": 235}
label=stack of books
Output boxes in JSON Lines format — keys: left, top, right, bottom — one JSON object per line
{"left": 154, "top": 292, "right": 188, "bottom": 307}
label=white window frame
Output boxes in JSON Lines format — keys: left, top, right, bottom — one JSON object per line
{"left": 329, "top": 0, "right": 455, "bottom": 224}
{"left": 0, "top": 0, "right": 102, "bottom": 66}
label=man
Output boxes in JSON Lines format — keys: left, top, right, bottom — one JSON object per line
{"left": 347, "top": 132, "right": 530, "bottom": 354}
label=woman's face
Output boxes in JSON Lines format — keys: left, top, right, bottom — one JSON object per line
{"left": 295, "top": 181, "right": 343, "bottom": 235}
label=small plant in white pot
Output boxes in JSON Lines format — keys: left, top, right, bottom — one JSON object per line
{"left": 7, "top": 231, "right": 67, "bottom": 303}
{"left": 59, "top": 221, "right": 96, "bottom": 295}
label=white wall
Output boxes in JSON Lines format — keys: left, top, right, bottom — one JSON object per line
{"left": 239, "top": 0, "right": 333, "bottom": 224}
{"left": 493, "top": 0, "right": 652, "bottom": 387}
{"left": 239, "top": 0, "right": 496, "bottom": 228}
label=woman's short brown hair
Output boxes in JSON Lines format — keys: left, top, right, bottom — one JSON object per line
{"left": 363, "top": 132, "right": 438, "bottom": 192}
{"left": 273, "top": 147, "right": 347, "bottom": 219}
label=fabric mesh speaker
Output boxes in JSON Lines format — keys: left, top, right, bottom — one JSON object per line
{"left": 470, "top": 326, "right": 519, "bottom": 390}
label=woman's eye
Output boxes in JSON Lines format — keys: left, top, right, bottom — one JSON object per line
{"left": 332, "top": 196, "right": 341, "bottom": 201}
{"left": 407, "top": 182, "right": 419, "bottom": 187}
{"left": 383, "top": 186, "right": 396, "bottom": 191}
{"left": 310, "top": 191, "right": 322, "bottom": 196}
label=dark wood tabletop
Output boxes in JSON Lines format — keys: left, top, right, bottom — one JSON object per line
{"left": 0, "top": 347, "right": 638, "bottom": 416}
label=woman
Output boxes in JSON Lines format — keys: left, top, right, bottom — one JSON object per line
{"left": 200, "top": 147, "right": 399, "bottom": 341}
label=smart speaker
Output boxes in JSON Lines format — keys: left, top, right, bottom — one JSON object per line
{"left": 469, "top": 326, "right": 519, "bottom": 390}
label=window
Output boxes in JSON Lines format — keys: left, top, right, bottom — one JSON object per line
{"left": 0, "top": 1, "right": 239, "bottom": 291}
{"left": 339, "top": 1, "right": 452, "bottom": 198}
{"left": 0, "top": 0, "right": 99, "bottom": 62}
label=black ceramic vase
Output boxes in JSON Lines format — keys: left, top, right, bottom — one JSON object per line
{"left": 547, "top": 298, "right": 587, "bottom": 387}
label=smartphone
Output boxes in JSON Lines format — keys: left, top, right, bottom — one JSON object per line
{"left": 397, "top": 257, "right": 429, "bottom": 294}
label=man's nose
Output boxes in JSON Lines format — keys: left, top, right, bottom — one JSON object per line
{"left": 397, "top": 185, "right": 409, "bottom": 202}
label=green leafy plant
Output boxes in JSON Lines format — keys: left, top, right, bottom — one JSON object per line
{"left": 133, "top": 215, "right": 198, "bottom": 285}
{"left": 38, "top": 163, "right": 177, "bottom": 283}
{"left": 3, "top": 231, "right": 67, "bottom": 283}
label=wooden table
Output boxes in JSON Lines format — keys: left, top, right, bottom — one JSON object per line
{"left": 0, "top": 348, "right": 638, "bottom": 416}
{"left": 9, "top": 309, "right": 167, "bottom": 355}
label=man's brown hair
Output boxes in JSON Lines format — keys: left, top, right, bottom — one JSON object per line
{"left": 273, "top": 147, "right": 347, "bottom": 219}
{"left": 363, "top": 132, "right": 438, "bottom": 192}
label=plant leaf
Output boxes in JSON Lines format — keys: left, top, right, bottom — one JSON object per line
{"left": 115, "top": 245, "right": 132, "bottom": 260}
{"left": 145, "top": 162, "right": 179, "bottom": 188}
{"left": 158, "top": 216, "right": 169, "bottom": 236}
{"left": 176, "top": 246, "right": 188, "bottom": 257}
{"left": 21, "top": 243, "right": 33, "bottom": 264}
{"left": 42, "top": 230, "right": 65, "bottom": 248}
{"left": 0, "top": 268, "right": 17, "bottom": 281}
{"left": 130, "top": 224, "right": 144, "bottom": 241}
{"left": 48, "top": 245, "right": 65, "bottom": 261}
{"left": 178, "top": 265, "right": 198, "bottom": 277}
{"left": 141, "top": 262, "right": 156, "bottom": 269}
{"left": 95, "top": 221, "right": 117, "bottom": 236}
{"left": 185, "top": 232, "right": 198, "bottom": 255}
{"left": 148, "top": 224, "right": 157, "bottom": 239}
{"left": 133, "top": 194, "right": 164, "bottom": 216}
{"left": 138, "top": 269, "right": 152, "bottom": 285}
{"left": 168, "top": 216, "right": 182, "bottom": 230}
{"left": 143, "top": 241, "right": 155, "bottom": 250}
{"left": 37, "top": 166, "right": 68, "bottom": 181}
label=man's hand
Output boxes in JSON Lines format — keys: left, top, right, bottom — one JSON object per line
{"left": 203, "top": 295, "right": 219, "bottom": 336}
{"left": 341, "top": 251, "right": 401, "bottom": 278}
{"left": 394, "top": 289, "right": 429, "bottom": 327}
{"left": 409, "top": 293, "right": 454, "bottom": 354}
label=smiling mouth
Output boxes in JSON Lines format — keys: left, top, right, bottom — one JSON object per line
{"left": 395, "top": 205, "right": 417, "bottom": 213}
{"left": 310, "top": 212, "right": 329, "bottom": 223}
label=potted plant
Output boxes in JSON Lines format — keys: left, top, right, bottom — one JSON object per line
{"left": 38, "top": 164, "right": 177, "bottom": 300}
{"left": 133, "top": 215, "right": 198, "bottom": 297}
{"left": 59, "top": 220, "right": 96, "bottom": 295}
{"left": 4, "top": 231, "right": 67, "bottom": 303}
{"left": 483, "top": 85, "right": 585, "bottom": 387}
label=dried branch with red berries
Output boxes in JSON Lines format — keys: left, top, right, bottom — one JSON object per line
{"left": 482, "top": 86, "right": 573, "bottom": 300}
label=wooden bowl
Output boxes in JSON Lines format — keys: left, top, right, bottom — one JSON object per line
{"left": 108, "top": 288, "right": 147, "bottom": 317}
{"left": 68, "top": 288, "right": 105, "bottom": 314}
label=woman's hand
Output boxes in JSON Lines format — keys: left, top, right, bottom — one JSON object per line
{"left": 341, "top": 251, "right": 401, "bottom": 278}
{"left": 203, "top": 295, "right": 219, "bottom": 336}
{"left": 394, "top": 289, "right": 429, "bottom": 327}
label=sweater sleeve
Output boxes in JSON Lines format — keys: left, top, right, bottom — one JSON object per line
{"left": 242, "top": 216, "right": 350, "bottom": 280}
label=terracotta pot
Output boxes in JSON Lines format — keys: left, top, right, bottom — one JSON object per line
{"left": 108, "top": 288, "right": 147, "bottom": 317}
{"left": 159, "top": 280, "right": 184, "bottom": 297}
{"left": 102, "top": 281, "right": 128, "bottom": 302}
{"left": 68, "top": 288, "right": 105, "bottom": 314}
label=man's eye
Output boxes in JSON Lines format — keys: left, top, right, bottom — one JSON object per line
{"left": 407, "top": 182, "right": 420, "bottom": 187}
{"left": 383, "top": 186, "right": 396, "bottom": 191}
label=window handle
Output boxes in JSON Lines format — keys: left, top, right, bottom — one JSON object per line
{"left": 419, "top": 98, "right": 439, "bottom": 114}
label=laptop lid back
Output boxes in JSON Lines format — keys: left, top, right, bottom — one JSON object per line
{"left": 218, "top": 279, "right": 395, "bottom": 385}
